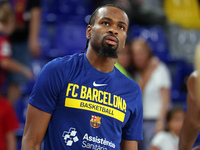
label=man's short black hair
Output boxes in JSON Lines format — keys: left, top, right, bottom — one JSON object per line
{"left": 88, "top": 4, "right": 126, "bottom": 25}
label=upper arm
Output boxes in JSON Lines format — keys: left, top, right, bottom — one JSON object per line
{"left": 120, "top": 140, "right": 138, "bottom": 150}
{"left": 186, "top": 72, "right": 200, "bottom": 125}
{"left": 187, "top": 72, "right": 197, "bottom": 100}
{"left": 22, "top": 104, "right": 52, "bottom": 149}
{"left": 160, "top": 88, "right": 170, "bottom": 100}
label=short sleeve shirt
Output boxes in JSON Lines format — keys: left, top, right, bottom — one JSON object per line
{"left": 29, "top": 53, "right": 143, "bottom": 150}
{"left": 142, "top": 62, "right": 171, "bottom": 119}
{"left": 151, "top": 131, "right": 179, "bottom": 150}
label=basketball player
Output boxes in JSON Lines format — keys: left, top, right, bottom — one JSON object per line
{"left": 21, "top": 4, "right": 143, "bottom": 150}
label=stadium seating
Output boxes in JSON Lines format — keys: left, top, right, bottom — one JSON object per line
{"left": 39, "top": 22, "right": 87, "bottom": 59}
{"left": 54, "top": 22, "right": 87, "bottom": 55}
{"left": 41, "top": 0, "right": 93, "bottom": 23}
{"left": 131, "top": 24, "right": 172, "bottom": 62}
{"left": 171, "top": 61, "right": 194, "bottom": 103}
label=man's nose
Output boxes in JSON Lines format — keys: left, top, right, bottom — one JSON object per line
{"left": 108, "top": 28, "right": 118, "bottom": 35}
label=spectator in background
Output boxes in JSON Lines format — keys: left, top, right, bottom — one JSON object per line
{"left": 115, "top": 42, "right": 133, "bottom": 79}
{"left": 0, "top": 3, "right": 33, "bottom": 95}
{"left": 0, "top": 96, "right": 19, "bottom": 150}
{"left": 8, "top": 0, "right": 41, "bottom": 104}
{"left": 150, "top": 107, "right": 185, "bottom": 150}
{"left": 131, "top": 38, "right": 171, "bottom": 150}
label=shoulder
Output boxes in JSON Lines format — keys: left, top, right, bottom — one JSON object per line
{"left": 187, "top": 71, "right": 197, "bottom": 100}
{"left": 152, "top": 131, "right": 170, "bottom": 143}
{"left": 187, "top": 71, "right": 197, "bottom": 86}
{"left": 115, "top": 68, "right": 139, "bottom": 87}
{"left": 115, "top": 68, "right": 141, "bottom": 96}
{"left": 156, "top": 62, "right": 169, "bottom": 73}
{"left": 38, "top": 53, "right": 84, "bottom": 82}
{"left": 43, "top": 53, "right": 84, "bottom": 71}
{"left": 154, "top": 62, "right": 171, "bottom": 85}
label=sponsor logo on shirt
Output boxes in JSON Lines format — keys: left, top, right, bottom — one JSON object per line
{"left": 63, "top": 127, "right": 116, "bottom": 149}
{"left": 62, "top": 128, "right": 79, "bottom": 146}
{"left": 90, "top": 115, "right": 101, "bottom": 128}
{"left": 65, "top": 83, "right": 126, "bottom": 122}
{"left": 82, "top": 133, "right": 115, "bottom": 149}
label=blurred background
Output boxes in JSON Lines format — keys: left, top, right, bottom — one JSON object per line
{"left": 0, "top": 0, "right": 200, "bottom": 150}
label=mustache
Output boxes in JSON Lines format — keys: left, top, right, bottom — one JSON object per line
{"left": 103, "top": 34, "right": 119, "bottom": 44}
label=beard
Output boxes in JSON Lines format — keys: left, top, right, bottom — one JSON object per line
{"left": 98, "top": 37, "right": 119, "bottom": 59}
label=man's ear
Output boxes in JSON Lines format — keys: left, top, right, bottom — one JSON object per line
{"left": 86, "top": 25, "right": 92, "bottom": 39}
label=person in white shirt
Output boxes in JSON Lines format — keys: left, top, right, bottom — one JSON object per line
{"left": 150, "top": 107, "right": 185, "bottom": 150}
{"left": 131, "top": 38, "right": 171, "bottom": 150}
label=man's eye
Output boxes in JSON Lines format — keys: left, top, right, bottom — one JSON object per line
{"left": 102, "top": 22, "right": 109, "bottom": 26}
{"left": 118, "top": 25, "right": 125, "bottom": 30}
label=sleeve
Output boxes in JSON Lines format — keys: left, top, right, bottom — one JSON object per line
{"left": 4, "top": 101, "right": 19, "bottom": 133}
{"left": 0, "top": 41, "right": 12, "bottom": 59}
{"left": 156, "top": 63, "right": 171, "bottom": 89}
{"left": 122, "top": 86, "right": 143, "bottom": 141}
{"left": 29, "top": 59, "right": 66, "bottom": 114}
{"left": 151, "top": 132, "right": 167, "bottom": 149}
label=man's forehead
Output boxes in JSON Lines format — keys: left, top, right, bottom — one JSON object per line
{"left": 96, "top": 6, "right": 129, "bottom": 23}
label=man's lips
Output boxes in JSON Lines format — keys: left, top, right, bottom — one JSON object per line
{"left": 104, "top": 35, "right": 118, "bottom": 46}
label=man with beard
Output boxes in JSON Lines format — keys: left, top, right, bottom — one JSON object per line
{"left": 21, "top": 4, "right": 143, "bottom": 150}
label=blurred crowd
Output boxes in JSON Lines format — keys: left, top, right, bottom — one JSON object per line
{"left": 0, "top": 0, "right": 200, "bottom": 150}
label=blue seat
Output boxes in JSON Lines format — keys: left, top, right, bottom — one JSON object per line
{"left": 39, "top": 22, "right": 87, "bottom": 59}
{"left": 41, "top": 0, "right": 93, "bottom": 23}
{"left": 55, "top": 22, "right": 87, "bottom": 55}
{"left": 56, "top": 0, "right": 93, "bottom": 22}
{"left": 131, "top": 24, "right": 171, "bottom": 62}
{"left": 171, "top": 61, "right": 194, "bottom": 103}
{"left": 41, "top": 0, "right": 58, "bottom": 22}
{"left": 39, "top": 22, "right": 53, "bottom": 58}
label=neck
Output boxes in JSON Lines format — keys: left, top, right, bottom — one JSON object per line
{"left": 86, "top": 47, "right": 116, "bottom": 73}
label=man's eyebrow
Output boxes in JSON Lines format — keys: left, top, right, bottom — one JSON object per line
{"left": 101, "top": 17, "right": 112, "bottom": 21}
{"left": 101, "top": 17, "right": 128, "bottom": 27}
{"left": 119, "top": 21, "right": 128, "bottom": 27}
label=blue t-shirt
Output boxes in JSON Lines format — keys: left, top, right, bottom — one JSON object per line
{"left": 29, "top": 53, "right": 143, "bottom": 150}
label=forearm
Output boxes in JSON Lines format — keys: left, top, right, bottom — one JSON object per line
{"left": 21, "top": 136, "right": 41, "bottom": 150}
{"left": 29, "top": 8, "right": 41, "bottom": 41}
{"left": 6, "top": 132, "right": 17, "bottom": 150}
{"left": 120, "top": 140, "right": 138, "bottom": 150}
{"left": 1, "top": 59, "right": 27, "bottom": 73}
{"left": 139, "top": 70, "right": 153, "bottom": 91}
{"left": 179, "top": 116, "right": 200, "bottom": 150}
{"left": 22, "top": 105, "right": 52, "bottom": 150}
{"left": 158, "top": 93, "right": 170, "bottom": 121}
{"left": 158, "top": 88, "right": 170, "bottom": 123}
